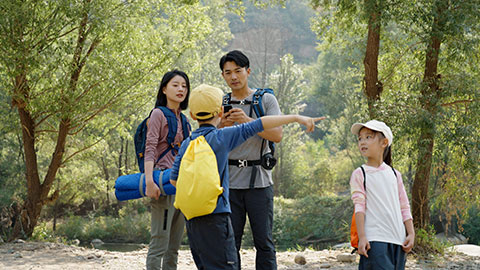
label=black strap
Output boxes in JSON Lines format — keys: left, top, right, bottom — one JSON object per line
{"left": 229, "top": 100, "right": 253, "bottom": 105}
{"left": 392, "top": 167, "right": 397, "bottom": 177}
{"left": 360, "top": 165, "right": 397, "bottom": 191}
{"left": 360, "top": 166, "right": 366, "bottom": 189}
{"left": 249, "top": 166, "right": 257, "bottom": 189}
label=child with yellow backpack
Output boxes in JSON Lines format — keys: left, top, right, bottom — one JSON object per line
{"left": 169, "top": 84, "right": 325, "bottom": 269}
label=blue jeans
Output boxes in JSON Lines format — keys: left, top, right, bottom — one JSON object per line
{"left": 359, "top": 241, "right": 406, "bottom": 270}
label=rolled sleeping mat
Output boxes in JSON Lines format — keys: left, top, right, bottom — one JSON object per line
{"left": 114, "top": 169, "right": 175, "bottom": 201}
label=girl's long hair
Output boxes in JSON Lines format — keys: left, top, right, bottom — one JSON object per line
{"left": 378, "top": 132, "right": 392, "bottom": 166}
{"left": 155, "top": 70, "right": 190, "bottom": 110}
{"left": 383, "top": 145, "right": 392, "bottom": 166}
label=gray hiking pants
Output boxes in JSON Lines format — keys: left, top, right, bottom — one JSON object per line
{"left": 146, "top": 195, "right": 185, "bottom": 270}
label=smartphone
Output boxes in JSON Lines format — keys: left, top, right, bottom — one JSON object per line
{"left": 224, "top": 105, "right": 233, "bottom": 113}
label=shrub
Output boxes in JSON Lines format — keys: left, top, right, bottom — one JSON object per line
{"left": 31, "top": 221, "right": 57, "bottom": 242}
{"left": 55, "top": 215, "right": 87, "bottom": 242}
{"left": 236, "top": 195, "right": 351, "bottom": 250}
{"left": 413, "top": 225, "right": 450, "bottom": 257}
{"left": 273, "top": 195, "right": 351, "bottom": 249}
{"left": 54, "top": 211, "right": 151, "bottom": 244}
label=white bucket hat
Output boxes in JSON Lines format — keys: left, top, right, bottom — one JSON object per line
{"left": 351, "top": 120, "right": 393, "bottom": 146}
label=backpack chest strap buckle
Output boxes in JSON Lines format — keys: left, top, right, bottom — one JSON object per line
{"left": 228, "top": 159, "right": 262, "bottom": 167}
{"left": 238, "top": 160, "right": 248, "bottom": 168}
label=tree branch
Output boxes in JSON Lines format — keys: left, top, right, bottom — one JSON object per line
{"left": 61, "top": 116, "right": 128, "bottom": 164}
{"left": 441, "top": 99, "right": 475, "bottom": 107}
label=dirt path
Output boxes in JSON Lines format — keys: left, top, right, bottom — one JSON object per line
{"left": 1, "top": 241, "right": 480, "bottom": 269}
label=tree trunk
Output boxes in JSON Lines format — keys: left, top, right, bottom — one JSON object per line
{"left": 101, "top": 156, "right": 111, "bottom": 207}
{"left": 411, "top": 1, "right": 446, "bottom": 229}
{"left": 363, "top": 0, "right": 382, "bottom": 119}
{"left": 118, "top": 137, "right": 124, "bottom": 177}
{"left": 124, "top": 140, "right": 129, "bottom": 172}
{"left": 272, "top": 142, "right": 284, "bottom": 196}
{"left": 9, "top": 3, "right": 91, "bottom": 239}
{"left": 11, "top": 73, "right": 42, "bottom": 239}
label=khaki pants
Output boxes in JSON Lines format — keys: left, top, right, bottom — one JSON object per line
{"left": 146, "top": 195, "right": 185, "bottom": 270}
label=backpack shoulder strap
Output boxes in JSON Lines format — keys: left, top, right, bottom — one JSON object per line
{"left": 157, "top": 107, "right": 178, "bottom": 145}
{"left": 222, "top": 93, "right": 232, "bottom": 105}
{"left": 251, "top": 88, "right": 274, "bottom": 118}
{"left": 359, "top": 166, "right": 396, "bottom": 191}
{"left": 180, "top": 112, "right": 190, "bottom": 140}
{"left": 359, "top": 166, "right": 366, "bottom": 190}
{"left": 153, "top": 106, "right": 183, "bottom": 165}
{"left": 252, "top": 88, "right": 276, "bottom": 155}
{"left": 391, "top": 167, "right": 397, "bottom": 178}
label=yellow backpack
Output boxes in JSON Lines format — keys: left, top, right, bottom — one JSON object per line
{"left": 174, "top": 134, "right": 223, "bottom": 220}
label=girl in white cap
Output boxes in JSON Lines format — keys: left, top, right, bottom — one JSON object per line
{"left": 350, "top": 120, "right": 415, "bottom": 270}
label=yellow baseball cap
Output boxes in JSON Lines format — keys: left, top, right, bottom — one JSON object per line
{"left": 189, "top": 84, "right": 224, "bottom": 120}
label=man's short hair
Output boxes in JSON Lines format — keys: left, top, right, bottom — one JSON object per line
{"left": 219, "top": 50, "right": 250, "bottom": 71}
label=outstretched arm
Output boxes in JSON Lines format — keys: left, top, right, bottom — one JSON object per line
{"left": 220, "top": 108, "right": 283, "bottom": 142}
{"left": 260, "top": 115, "right": 325, "bottom": 132}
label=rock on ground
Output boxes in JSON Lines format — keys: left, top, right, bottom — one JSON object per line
{"left": 450, "top": 244, "right": 480, "bottom": 257}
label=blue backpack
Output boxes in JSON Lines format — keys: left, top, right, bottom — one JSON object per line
{"left": 134, "top": 106, "right": 190, "bottom": 173}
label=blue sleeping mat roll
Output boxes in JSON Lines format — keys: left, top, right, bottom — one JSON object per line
{"left": 114, "top": 169, "right": 176, "bottom": 201}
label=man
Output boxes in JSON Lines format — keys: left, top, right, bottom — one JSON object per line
{"left": 219, "top": 50, "right": 282, "bottom": 269}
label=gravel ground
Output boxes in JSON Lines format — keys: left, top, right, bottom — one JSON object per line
{"left": 1, "top": 241, "right": 480, "bottom": 269}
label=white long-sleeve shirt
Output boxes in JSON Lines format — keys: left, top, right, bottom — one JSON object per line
{"left": 350, "top": 163, "right": 413, "bottom": 246}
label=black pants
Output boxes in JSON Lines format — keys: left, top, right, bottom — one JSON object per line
{"left": 186, "top": 213, "right": 238, "bottom": 270}
{"left": 230, "top": 186, "right": 277, "bottom": 270}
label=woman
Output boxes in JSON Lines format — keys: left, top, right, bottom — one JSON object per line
{"left": 144, "top": 70, "right": 190, "bottom": 270}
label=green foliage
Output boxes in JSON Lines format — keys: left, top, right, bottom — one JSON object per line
{"left": 270, "top": 54, "right": 311, "bottom": 195}
{"left": 463, "top": 206, "right": 480, "bottom": 245}
{"left": 0, "top": 0, "right": 235, "bottom": 239}
{"left": 0, "top": 90, "right": 25, "bottom": 207}
{"left": 31, "top": 222, "right": 60, "bottom": 243}
{"left": 55, "top": 216, "right": 86, "bottom": 242}
{"left": 414, "top": 225, "right": 450, "bottom": 257}
{"left": 238, "top": 196, "right": 352, "bottom": 250}
{"left": 273, "top": 195, "right": 351, "bottom": 249}
{"left": 310, "top": 0, "right": 480, "bottom": 233}
{"left": 54, "top": 211, "right": 151, "bottom": 244}
{"left": 227, "top": 0, "right": 317, "bottom": 87}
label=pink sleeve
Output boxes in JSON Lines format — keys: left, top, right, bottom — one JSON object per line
{"left": 350, "top": 168, "right": 366, "bottom": 214}
{"left": 395, "top": 169, "right": 413, "bottom": 222}
{"left": 144, "top": 109, "right": 166, "bottom": 162}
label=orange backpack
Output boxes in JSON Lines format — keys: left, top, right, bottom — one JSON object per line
{"left": 350, "top": 166, "right": 366, "bottom": 252}
{"left": 350, "top": 166, "right": 397, "bottom": 252}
